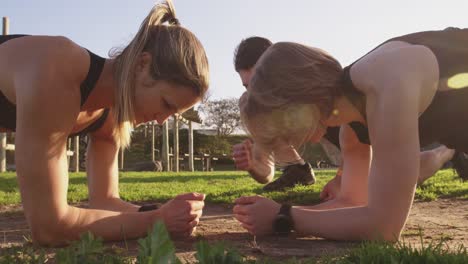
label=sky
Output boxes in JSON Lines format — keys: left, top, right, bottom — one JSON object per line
{"left": 2, "top": 0, "right": 468, "bottom": 100}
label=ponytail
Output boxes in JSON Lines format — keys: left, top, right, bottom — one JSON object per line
{"left": 112, "top": 0, "right": 180, "bottom": 148}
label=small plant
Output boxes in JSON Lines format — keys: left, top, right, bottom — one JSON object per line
{"left": 0, "top": 246, "right": 47, "bottom": 264}
{"left": 136, "top": 221, "right": 181, "bottom": 264}
{"left": 195, "top": 240, "right": 246, "bottom": 264}
{"left": 56, "top": 232, "right": 129, "bottom": 264}
{"left": 137, "top": 222, "right": 253, "bottom": 263}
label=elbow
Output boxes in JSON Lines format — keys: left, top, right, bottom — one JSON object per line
{"left": 364, "top": 213, "right": 404, "bottom": 242}
{"left": 30, "top": 222, "right": 69, "bottom": 247}
{"left": 29, "top": 209, "right": 78, "bottom": 246}
{"left": 372, "top": 224, "right": 402, "bottom": 243}
{"left": 31, "top": 226, "right": 66, "bottom": 247}
{"left": 380, "top": 220, "right": 404, "bottom": 242}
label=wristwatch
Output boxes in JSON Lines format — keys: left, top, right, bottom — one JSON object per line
{"left": 138, "top": 204, "right": 159, "bottom": 212}
{"left": 273, "top": 204, "right": 294, "bottom": 235}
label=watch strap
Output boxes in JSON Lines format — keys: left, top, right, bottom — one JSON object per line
{"left": 138, "top": 204, "right": 159, "bottom": 212}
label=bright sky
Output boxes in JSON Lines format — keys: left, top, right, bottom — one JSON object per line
{"left": 2, "top": 0, "right": 468, "bottom": 99}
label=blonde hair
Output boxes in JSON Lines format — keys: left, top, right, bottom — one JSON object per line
{"left": 111, "top": 0, "right": 209, "bottom": 148}
{"left": 240, "top": 42, "right": 342, "bottom": 160}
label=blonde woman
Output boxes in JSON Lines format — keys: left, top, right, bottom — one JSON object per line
{"left": 0, "top": 0, "right": 209, "bottom": 246}
{"left": 234, "top": 28, "right": 468, "bottom": 240}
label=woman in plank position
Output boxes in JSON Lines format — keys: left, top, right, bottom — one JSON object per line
{"left": 234, "top": 28, "right": 468, "bottom": 240}
{"left": 0, "top": 0, "right": 208, "bottom": 245}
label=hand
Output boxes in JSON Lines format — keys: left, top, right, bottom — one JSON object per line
{"left": 320, "top": 173, "right": 342, "bottom": 201}
{"left": 232, "top": 139, "right": 254, "bottom": 171}
{"left": 233, "top": 195, "right": 281, "bottom": 236}
{"left": 156, "top": 192, "right": 205, "bottom": 238}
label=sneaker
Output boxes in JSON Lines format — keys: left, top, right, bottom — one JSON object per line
{"left": 263, "top": 162, "right": 316, "bottom": 191}
{"left": 451, "top": 151, "right": 468, "bottom": 181}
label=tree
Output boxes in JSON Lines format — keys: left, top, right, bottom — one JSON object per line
{"left": 200, "top": 98, "right": 241, "bottom": 136}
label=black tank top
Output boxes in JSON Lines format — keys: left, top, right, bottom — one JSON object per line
{"left": 342, "top": 28, "right": 468, "bottom": 152}
{"left": 0, "top": 35, "right": 109, "bottom": 136}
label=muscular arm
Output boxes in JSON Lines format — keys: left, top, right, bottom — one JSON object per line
{"left": 14, "top": 37, "right": 158, "bottom": 246}
{"left": 307, "top": 124, "right": 371, "bottom": 210}
{"left": 290, "top": 44, "right": 439, "bottom": 241}
{"left": 86, "top": 110, "right": 139, "bottom": 212}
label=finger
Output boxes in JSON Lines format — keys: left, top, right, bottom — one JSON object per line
{"left": 233, "top": 144, "right": 246, "bottom": 152}
{"left": 233, "top": 156, "right": 249, "bottom": 164}
{"left": 244, "top": 139, "right": 253, "bottom": 148}
{"left": 189, "top": 209, "right": 203, "bottom": 221}
{"left": 233, "top": 151, "right": 248, "bottom": 160}
{"left": 234, "top": 213, "right": 253, "bottom": 225}
{"left": 235, "top": 195, "right": 261, "bottom": 205}
{"left": 189, "top": 218, "right": 199, "bottom": 228}
{"left": 236, "top": 162, "right": 251, "bottom": 170}
{"left": 233, "top": 205, "right": 249, "bottom": 215}
{"left": 175, "top": 192, "right": 206, "bottom": 201}
{"left": 319, "top": 189, "right": 327, "bottom": 199}
{"left": 189, "top": 200, "right": 205, "bottom": 211}
{"left": 320, "top": 191, "right": 331, "bottom": 201}
{"left": 235, "top": 158, "right": 250, "bottom": 165}
{"left": 241, "top": 222, "right": 254, "bottom": 233}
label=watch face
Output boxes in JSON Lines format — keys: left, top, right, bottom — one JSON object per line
{"left": 273, "top": 214, "right": 292, "bottom": 234}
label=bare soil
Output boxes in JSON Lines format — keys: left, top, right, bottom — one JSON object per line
{"left": 1, "top": 199, "right": 467, "bottom": 263}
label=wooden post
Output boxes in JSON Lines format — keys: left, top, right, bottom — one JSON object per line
{"left": 0, "top": 17, "right": 9, "bottom": 172}
{"left": 67, "top": 138, "right": 71, "bottom": 168}
{"left": 2, "top": 17, "right": 8, "bottom": 35}
{"left": 119, "top": 148, "right": 124, "bottom": 170}
{"left": 188, "top": 121, "right": 194, "bottom": 172}
{"left": 207, "top": 156, "right": 211, "bottom": 171}
{"left": 173, "top": 115, "right": 179, "bottom": 172}
{"left": 0, "top": 134, "right": 5, "bottom": 172}
{"left": 151, "top": 122, "right": 155, "bottom": 162}
{"left": 162, "top": 121, "right": 169, "bottom": 171}
{"left": 73, "top": 136, "right": 79, "bottom": 172}
{"left": 201, "top": 153, "right": 205, "bottom": 171}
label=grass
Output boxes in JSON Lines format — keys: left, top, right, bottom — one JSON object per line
{"left": 0, "top": 169, "right": 467, "bottom": 206}
{"left": 0, "top": 169, "right": 467, "bottom": 262}
{"left": 416, "top": 169, "right": 468, "bottom": 201}
{"left": 1, "top": 222, "right": 467, "bottom": 264}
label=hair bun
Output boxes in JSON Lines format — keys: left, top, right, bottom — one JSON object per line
{"left": 168, "top": 17, "right": 180, "bottom": 26}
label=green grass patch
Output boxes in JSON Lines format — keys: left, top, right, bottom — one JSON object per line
{"left": 0, "top": 169, "right": 467, "bottom": 206}
{"left": 1, "top": 222, "right": 467, "bottom": 263}
{"left": 334, "top": 240, "right": 468, "bottom": 264}
{"left": 416, "top": 169, "right": 468, "bottom": 201}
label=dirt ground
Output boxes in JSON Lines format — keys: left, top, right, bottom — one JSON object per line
{"left": 1, "top": 199, "right": 467, "bottom": 262}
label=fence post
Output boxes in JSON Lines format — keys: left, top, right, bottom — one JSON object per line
{"left": 0, "top": 17, "right": 9, "bottom": 172}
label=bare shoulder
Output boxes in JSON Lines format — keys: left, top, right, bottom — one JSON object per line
{"left": 7, "top": 36, "right": 90, "bottom": 87}
{"left": 13, "top": 36, "right": 93, "bottom": 134}
{"left": 349, "top": 41, "right": 439, "bottom": 95}
{"left": 13, "top": 36, "right": 91, "bottom": 108}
